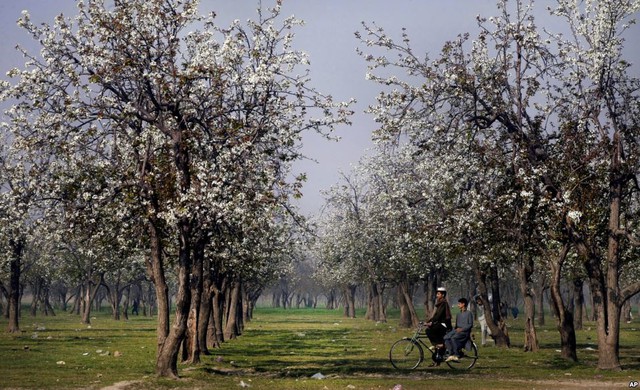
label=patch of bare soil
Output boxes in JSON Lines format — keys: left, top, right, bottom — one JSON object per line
{"left": 99, "top": 380, "right": 141, "bottom": 390}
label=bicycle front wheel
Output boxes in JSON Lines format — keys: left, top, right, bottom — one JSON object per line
{"left": 446, "top": 342, "right": 478, "bottom": 370}
{"left": 389, "top": 338, "right": 423, "bottom": 370}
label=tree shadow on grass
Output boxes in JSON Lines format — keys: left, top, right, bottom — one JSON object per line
{"left": 205, "top": 342, "right": 485, "bottom": 379}
{"left": 205, "top": 324, "right": 491, "bottom": 380}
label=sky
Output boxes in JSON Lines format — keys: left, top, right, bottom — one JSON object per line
{"left": 1, "top": 1, "right": 639, "bottom": 217}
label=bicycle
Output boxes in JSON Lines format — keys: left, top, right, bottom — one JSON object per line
{"left": 389, "top": 321, "right": 478, "bottom": 370}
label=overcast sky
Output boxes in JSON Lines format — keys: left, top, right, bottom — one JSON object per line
{"left": 2, "top": 1, "right": 638, "bottom": 217}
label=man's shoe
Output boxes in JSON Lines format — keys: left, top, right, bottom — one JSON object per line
{"left": 445, "top": 355, "right": 459, "bottom": 362}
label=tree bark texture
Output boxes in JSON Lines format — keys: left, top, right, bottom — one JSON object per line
{"left": 533, "top": 277, "right": 546, "bottom": 326}
{"left": 342, "top": 285, "right": 357, "bottom": 318}
{"left": 423, "top": 270, "right": 438, "bottom": 316}
{"left": 81, "top": 273, "right": 104, "bottom": 325}
{"left": 549, "top": 244, "right": 577, "bottom": 361}
{"left": 518, "top": 258, "right": 539, "bottom": 352}
{"left": 572, "top": 279, "right": 584, "bottom": 330}
{"left": 147, "top": 220, "right": 173, "bottom": 376}
{"left": 365, "top": 282, "right": 386, "bottom": 322}
{"left": 197, "top": 258, "right": 214, "bottom": 355}
{"left": 210, "top": 274, "right": 228, "bottom": 349}
{"left": 6, "top": 239, "right": 23, "bottom": 333}
{"left": 474, "top": 260, "right": 510, "bottom": 347}
{"left": 224, "top": 279, "right": 241, "bottom": 340}
{"left": 397, "top": 279, "right": 418, "bottom": 328}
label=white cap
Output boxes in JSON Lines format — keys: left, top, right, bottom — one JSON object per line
{"left": 436, "top": 287, "right": 446, "bottom": 293}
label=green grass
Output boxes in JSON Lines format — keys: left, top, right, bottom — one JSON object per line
{"left": 1, "top": 307, "right": 639, "bottom": 389}
{"left": 0, "top": 313, "right": 157, "bottom": 388}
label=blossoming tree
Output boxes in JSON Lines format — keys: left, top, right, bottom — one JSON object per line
{"left": 356, "top": 0, "right": 640, "bottom": 368}
{"left": 2, "top": 0, "right": 351, "bottom": 377}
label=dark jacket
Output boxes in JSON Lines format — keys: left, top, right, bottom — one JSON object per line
{"left": 428, "top": 299, "right": 452, "bottom": 330}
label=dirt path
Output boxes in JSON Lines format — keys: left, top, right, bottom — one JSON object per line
{"left": 96, "top": 377, "right": 633, "bottom": 389}
{"left": 506, "top": 379, "right": 631, "bottom": 389}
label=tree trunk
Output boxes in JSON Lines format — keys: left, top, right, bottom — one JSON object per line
{"left": 245, "top": 285, "right": 262, "bottom": 321}
{"left": 571, "top": 216, "right": 632, "bottom": 371}
{"left": 533, "top": 278, "right": 546, "bottom": 326}
{"left": 278, "top": 279, "right": 289, "bottom": 309}
{"left": 580, "top": 245, "right": 626, "bottom": 370}
{"left": 210, "top": 274, "right": 227, "bottom": 349}
{"left": 182, "top": 235, "right": 205, "bottom": 364}
{"left": 42, "top": 286, "right": 55, "bottom": 316}
{"left": 211, "top": 287, "right": 225, "bottom": 348}
{"left": 474, "top": 260, "right": 510, "bottom": 347}
{"left": 1, "top": 282, "right": 10, "bottom": 319}
{"left": 122, "top": 286, "right": 130, "bottom": 321}
{"left": 241, "top": 284, "right": 254, "bottom": 324}
{"left": 94, "top": 290, "right": 105, "bottom": 312}
{"left": 622, "top": 300, "right": 632, "bottom": 323}
{"left": 489, "top": 264, "right": 502, "bottom": 325}
{"left": 198, "top": 286, "right": 213, "bottom": 354}
{"left": 108, "top": 287, "right": 121, "bottom": 321}
{"left": 144, "top": 282, "right": 155, "bottom": 317}
{"left": 6, "top": 239, "right": 23, "bottom": 333}
{"left": 70, "top": 286, "right": 81, "bottom": 315}
{"left": 155, "top": 255, "right": 190, "bottom": 378}
{"left": 163, "top": 214, "right": 194, "bottom": 376}
{"left": 30, "top": 278, "right": 42, "bottom": 317}
{"left": 423, "top": 270, "right": 437, "bottom": 316}
{"left": 206, "top": 301, "right": 217, "bottom": 350}
{"left": 104, "top": 275, "right": 123, "bottom": 321}
{"left": 81, "top": 273, "right": 104, "bottom": 325}
{"left": 517, "top": 256, "right": 538, "bottom": 352}
{"left": 325, "top": 289, "right": 336, "bottom": 310}
{"left": 582, "top": 248, "right": 621, "bottom": 370}
{"left": 548, "top": 244, "right": 577, "bottom": 361}
{"left": 342, "top": 285, "right": 357, "bottom": 318}
{"left": 62, "top": 291, "right": 71, "bottom": 312}
{"left": 181, "top": 306, "right": 198, "bottom": 364}
{"left": 586, "top": 286, "right": 596, "bottom": 321}
{"left": 397, "top": 279, "right": 418, "bottom": 328}
{"left": 147, "top": 221, "right": 172, "bottom": 377}
{"left": 569, "top": 131, "right": 640, "bottom": 370}
{"left": 224, "top": 279, "right": 241, "bottom": 340}
{"left": 376, "top": 283, "right": 387, "bottom": 323}
{"left": 364, "top": 282, "right": 386, "bottom": 322}
{"left": 198, "top": 257, "right": 214, "bottom": 355}
{"left": 572, "top": 279, "right": 584, "bottom": 330}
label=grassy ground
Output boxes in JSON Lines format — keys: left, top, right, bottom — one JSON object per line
{"left": 1, "top": 307, "right": 639, "bottom": 389}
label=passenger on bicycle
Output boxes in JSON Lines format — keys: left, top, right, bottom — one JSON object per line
{"left": 444, "top": 298, "right": 474, "bottom": 362}
{"left": 424, "top": 287, "right": 452, "bottom": 363}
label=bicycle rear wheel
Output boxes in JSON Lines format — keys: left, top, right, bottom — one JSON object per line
{"left": 389, "top": 338, "right": 423, "bottom": 370}
{"left": 446, "top": 342, "right": 478, "bottom": 369}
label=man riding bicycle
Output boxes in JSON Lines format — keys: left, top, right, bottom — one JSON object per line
{"left": 424, "top": 287, "right": 452, "bottom": 365}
